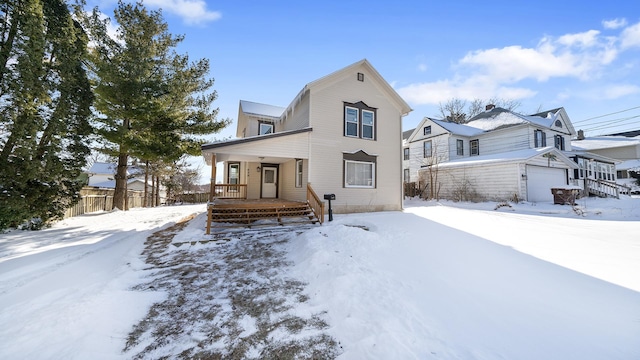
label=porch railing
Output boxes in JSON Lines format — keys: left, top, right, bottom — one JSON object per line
{"left": 211, "top": 184, "right": 247, "bottom": 201}
{"left": 306, "top": 183, "right": 325, "bottom": 224}
{"left": 585, "top": 178, "right": 631, "bottom": 199}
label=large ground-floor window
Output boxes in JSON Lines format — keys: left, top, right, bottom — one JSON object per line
{"left": 345, "top": 160, "right": 375, "bottom": 188}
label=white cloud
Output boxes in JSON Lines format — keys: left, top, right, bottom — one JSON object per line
{"left": 603, "top": 18, "right": 627, "bottom": 29}
{"left": 417, "top": 63, "right": 428, "bottom": 72}
{"left": 145, "top": 0, "right": 221, "bottom": 25}
{"left": 620, "top": 21, "right": 640, "bottom": 49}
{"left": 601, "top": 84, "right": 640, "bottom": 99}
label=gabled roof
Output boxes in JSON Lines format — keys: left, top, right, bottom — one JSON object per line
{"left": 239, "top": 100, "right": 285, "bottom": 119}
{"left": 433, "top": 119, "right": 485, "bottom": 137}
{"left": 605, "top": 129, "right": 640, "bottom": 137}
{"left": 88, "top": 162, "right": 142, "bottom": 176}
{"left": 282, "top": 59, "right": 412, "bottom": 120}
{"left": 463, "top": 107, "right": 575, "bottom": 135}
{"left": 432, "top": 147, "right": 578, "bottom": 169}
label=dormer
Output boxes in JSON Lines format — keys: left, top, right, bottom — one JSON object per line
{"left": 236, "top": 100, "right": 285, "bottom": 138}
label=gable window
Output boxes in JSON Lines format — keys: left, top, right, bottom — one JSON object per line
{"left": 456, "top": 139, "right": 464, "bottom": 156}
{"left": 554, "top": 135, "right": 565, "bottom": 150}
{"left": 344, "top": 102, "right": 377, "bottom": 140}
{"left": 403, "top": 147, "right": 410, "bottom": 160}
{"left": 470, "top": 139, "right": 479, "bottom": 156}
{"left": 423, "top": 140, "right": 432, "bottom": 158}
{"left": 534, "top": 129, "right": 547, "bottom": 148}
{"left": 259, "top": 121, "right": 274, "bottom": 135}
{"left": 555, "top": 120, "right": 563, "bottom": 128}
{"left": 295, "top": 159, "right": 303, "bottom": 188}
{"left": 423, "top": 126, "right": 431, "bottom": 135}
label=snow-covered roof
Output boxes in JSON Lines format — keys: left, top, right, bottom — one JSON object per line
{"left": 571, "top": 136, "right": 640, "bottom": 151}
{"left": 433, "top": 119, "right": 485, "bottom": 137}
{"left": 617, "top": 159, "right": 640, "bottom": 171}
{"left": 88, "top": 162, "right": 117, "bottom": 175}
{"left": 239, "top": 100, "right": 285, "bottom": 118}
{"left": 89, "top": 178, "right": 146, "bottom": 189}
{"left": 465, "top": 107, "right": 564, "bottom": 132}
{"left": 431, "top": 147, "right": 577, "bottom": 169}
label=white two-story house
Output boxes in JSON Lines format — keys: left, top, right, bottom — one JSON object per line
{"left": 404, "top": 106, "right": 621, "bottom": 202}
{"left": 201, "top": 59, "right": 412, "bottom": 225}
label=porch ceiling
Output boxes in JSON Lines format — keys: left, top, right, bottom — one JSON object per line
{"left": 202, "top": 128, "right": 311, "bottom": 165}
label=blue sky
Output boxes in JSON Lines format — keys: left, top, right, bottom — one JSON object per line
{"left": 90, "top": 0, "right": 640, "bottom": 180}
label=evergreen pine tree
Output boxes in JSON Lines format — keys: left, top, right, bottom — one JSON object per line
{"left": 0, "top": 0, "right": 93, "bottom": 230}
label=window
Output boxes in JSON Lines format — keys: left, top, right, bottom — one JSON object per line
{"left": 534, "top": 130, "right": 546, "bottom": 148}
{"left": 362, "top": 110, "right": 374, "bottom": 139}
{"left": 228, "top": 163, "right": 240, "bottom": 191}
{"left": 259, "top": 122, "right": 274, "bottom": 135}
{"left": 344, "top": 102, "right": 377, "bottom": 140}
{"left": 345, "top": 107, "right": 359, "bottom": 137}
{"left": 295, "top": 159, "right": 303, "bottom": 188}
{"left": 554, "top": 135, "right": 565, "bottom": 150}
{"left": 470, "top": 139, "right": 479, "bottom": 156}
{"left": 343, "top": 150, "right": 377, "bottom": 188}
{"left": 345, "top": 160, "right": 375, "bottom": 188}
{"left": 423, "top": 126, "right": 431, "bottom": 135}
{"left": 456, "top": 139, "right": 464, "bottom": 156}
{"left": 423, "top": 140, "right": 432, "bottom": 158}
{"left": 403, "top": 147, "right": 410, "bottom": 160}
{"left": 404, "top": 169, "right": 410, "bottom": 183}
{"left": 555, "top": 120, "right": 562, "bottom": 128}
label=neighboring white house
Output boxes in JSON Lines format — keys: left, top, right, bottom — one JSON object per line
{"left": 404, "top": 106, "right": 623, "bottom": 203}
{"left": 87, "top": 162, "right": 149, "bottom": 192}
{"left": 572, "top": 130, "right": 640, "bottom": 193}
{"left": 201, "top": 59, "right": 412, "bottom": 214}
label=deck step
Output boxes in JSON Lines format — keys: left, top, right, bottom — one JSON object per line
{"left": 208, "top": 202, "right": 320, "bottom": 228}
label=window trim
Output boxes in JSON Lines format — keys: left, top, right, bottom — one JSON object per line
{"left": 403, "top": 147, "right": 410, "bottom": 161}
{"left": 361, "top": 110, "right": 375, "bottom": 140}
{"left": 295, "top": 159, "right": 303, "bottom": 188}
{"left": 227, "top": 162, "right": 240, "bottom": 191}
{"left": 470, "top": 139, "right": 479, "bottom": 156}
{"left": 344, "top": 106, "right": 359, "bottom": 138}
{"left": 423, "top": 126, "right": 431, "bottom": 135}
{"left": 259, "top": 121, "right": 274, "bottom": 135}
{"left": 554, "top": 134, "right": 565, "bottom": 150}
{"left": 456, "top": 139, "right": 464, "bottom": 156}
{"left": 343, "top": 101, "right": 377, "bottom": 140}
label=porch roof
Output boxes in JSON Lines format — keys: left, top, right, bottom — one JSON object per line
{"left": 428, "top": 147, "right": 578, "bottom": 170}
{"left": 201, "top": 127, "right": 312, "bottom": 165}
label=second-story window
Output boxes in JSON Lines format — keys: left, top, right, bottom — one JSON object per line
{"left": 456, "top": 139, "right": 464, "bottom": 156}
{"left": 534, "top": 129, "right": 546, "bottom": 148}
{"left": 423, "top": 140, "right": 432, "bottom": 158}
{"left": 344, "top": 101, "right": 377, "bottom": 140}
{"left": 259, "top": 122, "right": 274, "bottom": 135}
{"left": 554, "top": 135, "right": 565, "bottom": 150}
{"left": 403, "top": 148, "right": 410, "bottom": 160}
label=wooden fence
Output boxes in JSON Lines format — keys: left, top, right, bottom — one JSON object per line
{"left": 63, "top": 187, "right": 152, "bottom": 219}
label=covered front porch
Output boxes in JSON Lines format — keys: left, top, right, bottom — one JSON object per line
{"left": 201, "top": 128, "right": 325, "bottom": 233}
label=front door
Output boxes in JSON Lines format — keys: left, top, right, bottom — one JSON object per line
{"left": 261, "top": 165, "right": 278, "bottom": 198}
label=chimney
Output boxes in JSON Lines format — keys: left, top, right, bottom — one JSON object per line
{"left": 577, "top": 129, "right": 585, "bottom": 140}
{"left": 486, "top": 104, "right": 495, "bottom": 111}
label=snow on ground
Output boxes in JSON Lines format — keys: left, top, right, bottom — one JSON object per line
{"left": 1, "top": 197, "right": 639, "bottom": 359}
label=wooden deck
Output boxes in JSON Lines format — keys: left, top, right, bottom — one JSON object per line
{"left": 206, "top": 199, "right": 321, "bottom": 234}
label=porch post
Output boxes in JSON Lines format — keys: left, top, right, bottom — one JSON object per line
{"left": 209, "top": 155, "right": 217, "bottom": 202}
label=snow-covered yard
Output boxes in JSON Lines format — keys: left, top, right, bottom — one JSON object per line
{"left": 1, "top": 197, "right": 639, "bottom": 359}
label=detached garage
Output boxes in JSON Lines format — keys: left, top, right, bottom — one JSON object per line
{"left": 421, "top": 147, "right": 578, "bottom": 203}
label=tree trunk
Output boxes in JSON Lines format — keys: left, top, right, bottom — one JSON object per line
{"left": 143, "top": 160, "right": 149, "bottom": 207}
{"left": 155, "top": 176, "right": 160, "bottom": 206}
{"left": 151, "top": 173, "right": 156, "bottom": 207}
{"left": 112, "top": 152, "right": 128, "bottom": 210}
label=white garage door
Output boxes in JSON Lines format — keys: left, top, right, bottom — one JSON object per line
{"left": 526, "top": 165, "right": 567, "bottom": 203}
